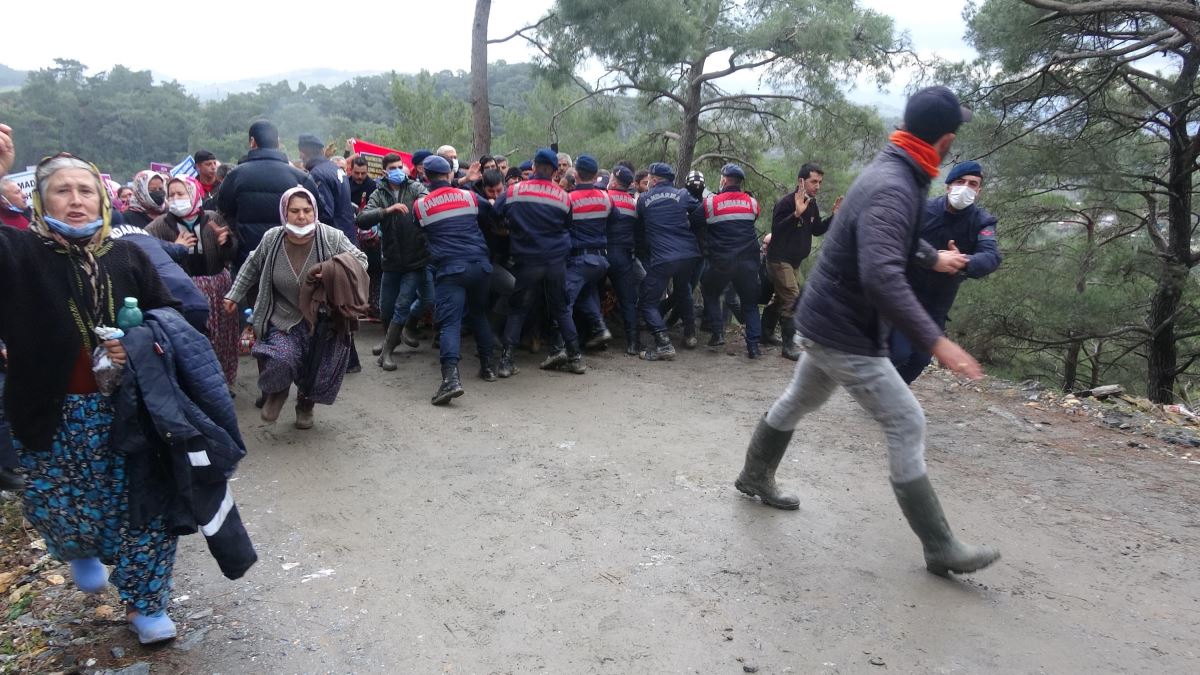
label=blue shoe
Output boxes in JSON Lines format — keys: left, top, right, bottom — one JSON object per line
{"left": 128, "top": 612, "right": 177, "bottom": 644}
{"left": 69, "top": 558, "right": 108, "bottom": 594}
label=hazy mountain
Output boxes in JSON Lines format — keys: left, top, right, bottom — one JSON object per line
{"left": 0, "top": 64, "right": 27, "bottom": 91}
{"left": 159, "top": 68, "right": 387, "bottom": 101}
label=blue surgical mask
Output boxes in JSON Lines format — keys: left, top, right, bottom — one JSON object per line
{"left": 44, "top": 215, "right": 104, "bottom": 240}
{"left": 386, "top": 168, "right": 407, "bottom": 185}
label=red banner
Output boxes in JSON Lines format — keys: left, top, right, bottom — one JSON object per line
{"left": 349, "top": 139, "right": 413, "bottom": 178}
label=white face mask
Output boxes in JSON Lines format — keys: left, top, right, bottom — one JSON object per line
{"left": 168, "top": 199, "right": 193, "bottom": 218}
{"left": 285, "top": 223, "right": 316, "bottom": 237}
{"left": 947, "top": 184, "right": 978, "bottom": 210}
{"left": 450, "top": 158, "right": 459, "bottom": 175}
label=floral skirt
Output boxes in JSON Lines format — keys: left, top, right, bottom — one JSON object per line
{"left": 195, "top": 269, "right": 239, "bottom": 387}
{"left": 15, "top": 394, "right": 177, "bottom": 614}
{"left": 252, "top": 321, "right": 351, "bottom": 405}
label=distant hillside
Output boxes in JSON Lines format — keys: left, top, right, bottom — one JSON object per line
{"left": 164, "top": 68, "right": 386, "bottom": 102}
{"left": 0, "top": 64, "right": 27, "bottom": 90}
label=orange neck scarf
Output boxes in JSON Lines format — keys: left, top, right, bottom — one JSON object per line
{"left": 889, "top": 130, "right": 941, "bottom": 178}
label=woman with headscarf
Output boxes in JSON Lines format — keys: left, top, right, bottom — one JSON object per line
{"left": 224, "top": 186, "right": 367, "bottom": 429}
{"left": 146, "top": 176, "right": 240, "bottom": 388}
{"left": 0, "top": 153, "right": 183, "bottom": 644}
{"left": 122, "top": 170, "right": 167, "bottom": 228}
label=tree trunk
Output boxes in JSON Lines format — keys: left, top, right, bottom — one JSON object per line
{"left": 1063, "top": 337, "right": 1081, "bottom": 392}
{"left": 470, "top": 0, "right": 492, "bottom": 159}
{"left": 674, "top": 65, "right": 705, "bottom": 187}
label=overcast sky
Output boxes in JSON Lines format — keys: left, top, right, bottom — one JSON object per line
{"left": 6, "top": 0, "right": 974, "bottom": 107}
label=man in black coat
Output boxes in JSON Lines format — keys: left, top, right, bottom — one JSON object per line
{"left": 218, "top": 120, "right": 319, "bottom": 267}
{"left": 733, "top": 86, "right": 1001, "bottom": 578}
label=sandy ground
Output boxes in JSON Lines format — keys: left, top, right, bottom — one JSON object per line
{"left": 148, "top": 324, "right": 1200, "bottom": 674}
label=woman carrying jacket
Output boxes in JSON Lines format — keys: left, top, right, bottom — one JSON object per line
{"left": 224, "top": 186, "right": 367, "bottom": 429}
{"left": 122, "top": 170, "right": 167, "bottom": 228}
{"left": 146, "top": 176, "right": 240, "bottom": 387}
{"left": 0, "top": 150, "right": 183, "bottom": 644}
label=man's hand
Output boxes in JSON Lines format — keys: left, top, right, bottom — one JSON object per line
{"left": 223, "top": 299, "right": 238, "bottom": 315}
{"left": 104, "top": 339, "right": 127, "bottom": 368}
{"left": 465, "top": 161, "right": 482, "bottom": 183}
{"left": 386, "top": 203, "right": 410, "bottom": 215}
{"left": 832, "top": 196, "right": 844, "bottom": 214}
{"left": 793, "top": 191, "right": 811, "bottom": 219}
{"left": 931, "top": 337, "right": 983, "bottom": 380}
{"left": 933, "top": 240, "right": 969, "bottom": 273}
{"left": 0, "top": 123, "right": 14, "bottom": 178}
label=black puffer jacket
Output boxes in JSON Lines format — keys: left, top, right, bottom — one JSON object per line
{"left": 796, "top": 144, "right": 942, "bottom": 357}
{"left": 217, "top": 148, "right": 319, "bottom": 266}
{"left": 355, "top": 181, "right": 430, "bottom": 273}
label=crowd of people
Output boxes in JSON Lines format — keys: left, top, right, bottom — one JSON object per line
{"left": 0, "top": 84, "right": 1005, "bottom": 648}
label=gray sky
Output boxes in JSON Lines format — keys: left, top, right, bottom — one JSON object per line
{"left": 7, "top": 0, "right": 973, "bottom": 107}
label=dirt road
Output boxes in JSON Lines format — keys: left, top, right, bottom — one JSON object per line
{"left": 152, "top": 326, "right": 1200, "bottom": 674}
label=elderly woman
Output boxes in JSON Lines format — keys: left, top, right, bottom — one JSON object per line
{"left": 147, "top": 176, "right": 240, "bottom": 387}
{"left": 0, "top": 153, "right": 182, "bottom": 644}
{"left": 224, "top": 187, "right": 366, "bottom": 429}
{"left": 123, "top": 170, "right": 167, "bottom": 228}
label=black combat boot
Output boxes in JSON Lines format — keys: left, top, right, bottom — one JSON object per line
{"left": 584, "top": 324, "right": 613, "bottom": 350}
{"left": 401, "top": 313, "right": 422, "bottom": 348}
{"left": 707, "top": 332, "right": 725, "bottom": 349}
{"left": 761, "top": 306, "right": 781, "bottom": 346}
{"left": 540, "top": 336, "right": 568, "bottom": 370}
{"left": 747, "top": 342, "right": 762, "bottom": 359}
{"left": 562, "top": 340, "right": 587, "bottom": 374}
{"left": 432, "top": 362, "right": 465, "bottom": 405}
{"left": 372, "top": 322, "right": 392, "bottom": 356}
{"left": 640, "top": 331, "right": 676, "bottom": 361}
{"left": 682, "top": 322, "right": 698, "bottom": 349}
{"left": 377, "top": 322, "right": 406, "bottom": 371}
{"left": 780, "top": 318, "right": 800, "bottom": 361}
{"left": 498, "top": 345, "right": 518, "bottom": 378}
{"left": 625, "top": 328, "right": 640, "bottom": 356}
{"left": 734, "top": 415, "right": 799, "bottom": 510}
{"left": 891, "top": 475, "right": 1001, "bottom": 576}
{"left": 478, "top": 351, "right": 498, "bottom": 382}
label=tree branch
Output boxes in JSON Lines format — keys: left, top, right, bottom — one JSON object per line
{"left": 487, "top": 14, "right": 556, "bottom": 44}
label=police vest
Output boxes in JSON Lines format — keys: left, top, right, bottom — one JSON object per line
{"left": 703, "top": 190, "right": 760, "bottom": 261}
{"left": 567, "top": 186, "right": 611, "bottom": 249}
{"left": 606, "top": 189, "right": 638, "bottom": 250}
{"left": 415, "top": 186, "right": 490, "bottom": 266}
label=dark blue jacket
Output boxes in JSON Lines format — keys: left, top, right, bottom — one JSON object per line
{"left": 495, "top": 179, "right": 572, "bottom": 262}
{"left": 796, "top": 144, "right": 943, "bottom": 357}
{"left": 703, "top": 187, "right": 760, "bottom": 263}
{"left": 907, "top": 196, "right": 1001, "bottom": 325}
{"left": 568, "top": 184, "right": 611, "bottom": 250}
{"left": 217, "top": 148, "right": 320, "bottom": 266}
{"left": 414, "top": 182, "right": 495, "bottom": 268}
{"left": 108, "top": 224, "right": 210, "bottom": 332}
{"left": 606, "top": 188, "right": 639, "bottom": 250}
{"left": 113, "top": 308, "right": 256, "bottom": 580}
{"left": 307, "top": 156, "right": 356, "bottom": 242}
{"left": 636, "top": 183, "right": 703, "bottom": 266}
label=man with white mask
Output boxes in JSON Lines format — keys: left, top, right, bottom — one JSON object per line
{"left": 890, "top": 160, "right": 1002, "bottom": 384}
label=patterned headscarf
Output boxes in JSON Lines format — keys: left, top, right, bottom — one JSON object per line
{"left": 167, "top": 175, "right": 205, "bottom": 220}
{"left": 279, "top": 185, "right": 319, "bottom": 227}
{"left": 126, "top": 169, "right": 167, "bottom": 216}
{"left": 30, "top": 154, "right": 115, "bottom": 349}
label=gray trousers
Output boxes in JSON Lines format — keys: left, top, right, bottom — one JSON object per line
{"left": 766, "top": 336, "right": 928, "bottom": 483}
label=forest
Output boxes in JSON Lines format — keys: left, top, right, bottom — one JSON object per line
{"left": 1, "top": 0, "right": 1198, "bottom": 405}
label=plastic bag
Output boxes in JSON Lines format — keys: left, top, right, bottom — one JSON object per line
{"left": 92, "top": 326, "right": 125, "bottom": 395}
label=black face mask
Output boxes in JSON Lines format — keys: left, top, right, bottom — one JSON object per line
{"left": 148, "top": 190, "right": 166, "bottom": 206}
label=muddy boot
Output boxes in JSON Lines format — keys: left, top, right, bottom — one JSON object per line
{"left": 294, "top": 399, "right": 315, "bottom": 430}
{"left": 761, "top": 306, "right": 781, "bottom": 346}
{"left": 682, "top": 322, "right": 698, "bottom": 349}
{"left": 640, "top": 331, "right": 676, "bottom": 361}
{"left": 260, "top": 388, "right": 289, "bottom": 423}
{"left": 734, "top": 415, "right": 799, "bottom": 510}
{"left": 780, "top": 318, "right": 800, "bottom": 361}
{"left": 584, "top": 324, "right": 613, "bottom": 350}
{"left": 707, "top": 332, "right": 725, "bottom": 349}
{"left": 377, "top": 322, "right": 405, "bottom": 371}
{"left": 401, "top": 313, "right": 421, "bottom": 348}
{"left": 540, "top": 336, "right": 568, "bottom": 370}
{"left": 478, "top": 351, "right": 497, "bottom": 382}
{"left": 498, "top": 346, "right": 518, "bottom": 378}
{"left": 563, "top": 340, "right": 587, "bottom": 374}
{"left": 432, "top": 362, "right": 465, "bottom": 405}
{"left": 625, "top": 330, "right": 640, "bottom": 356}
{"left": 891, "top": 475, "right": 1001, "bottom": 576}
{"left": 747, "top": 342, "right": 762, "bottom": 359}
{"left": 371, "top": 322, "right": 391, "bottom": 356}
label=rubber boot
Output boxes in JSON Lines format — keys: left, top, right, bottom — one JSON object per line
{"left": 128, "top": 612, "right": 177, "bottom": 645}
{"left": 294, "top": 399, "right": 315, "bottom": 430}
{"left": 682, "top": 322, "right": 698, "bottom": 349}
{"left": 584, "top": 324, "right": 613, "bottom": 350}
{"left": 734, "top": 415, "right": 800, "bottom": 509}
{"left": 892, "top": 475, "right": 1001, "bottom": 575}
{"left": 780, "top": 317, "right": 800, "bottom": 361}
{"left": 640, "top": 331, "right": 676, "bottom": 361}
{"left": 625, "top": 329, "right": 640, "bottom": 356}
{"left": 69, "top": 558, "right": 108, "bottom": 594}
{"left": 432, "top": 362, "right": 465, "bottom": 405}
{"left": 371, "top": 322, "right": 390, "bottom": 356}
{"left": 747, "top": 342, "right": 762, "bottom": 359}
{"left": 401, "top": 313, "right": 421, "bottom": 348}
{"left": 761, "top": 306, "right": 781, "bottom": 346}
{"left": 478, "top": 351, "right": 497, "bottom": 382}
{"left": 260, "top": 388, "right": 289, "bottom": 423}
{"left": 540, "top": 336, "right": 568, "bottom": 370}
{"left": 707, "top": 332, "right": 725, "bottom": 349}
{"left": 498, "top": 345, "right": 519, "bottom": 378}
{"left": 377, "top": 322, "right": 406, "bottom": 371}
{"left": 562, "top": 340, "right": 587, "bottom": 374}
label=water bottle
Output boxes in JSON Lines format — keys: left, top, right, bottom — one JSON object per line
{"left": 116, "top": 297, "right": 143, "bottom": 330}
